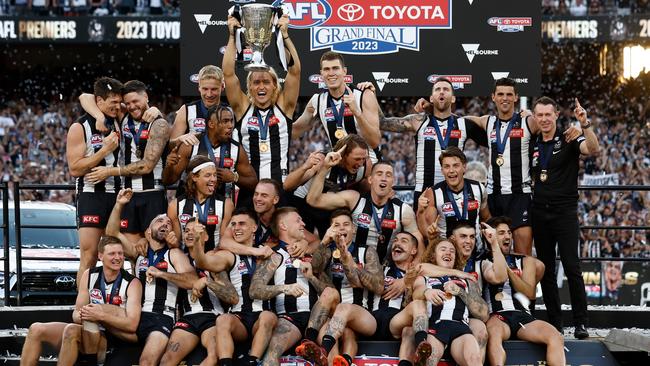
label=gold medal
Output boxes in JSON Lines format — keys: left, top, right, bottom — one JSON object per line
{"left": 444, "top": 292, "right": 453, "bottom": 300}
{"left": 495, "top": 292, "right": 504, "bottom": 301}
{"left": 292, "top": 259, "right": 302, "bottom": 269}
{"left": 190, "top": 294, "right": 198, "bottom": 303}
{"left": 332, "top": 249, "right": 341, "bottom": 259}
{"left": 259, "top": 142, "right": 269, "bottom": 153}
{"left": 146, "top": 274, "right": 153, "bottom": 284}
{"left": 496, "top": 155, "right": 505, "bottom": 166}
{"left": 540, "top": 170, "right": 548, "bottom": 182}
{"left": 334, "top": 129, "right": 346, "bottom": 139}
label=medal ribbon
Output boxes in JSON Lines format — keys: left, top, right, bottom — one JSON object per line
{"left": 203, "top": 134, "right": 231, "bottom": 169}
{"left": 254, "top": 108, "right": 273, "bottom": 142}
{"left": 255, "top": 224, "right": 273, "bottom": 246}
{"left": 198, "top": 100, "right": 209, "bottom": 117}
{"left": 99, "top": 270, "right": 122, "bottom": 304}
{"left": 495, "top": 115, "right": 518, "bottom": 156}
{"left": 327, "top": 90, "right": 348, "bottom": 130}
{"left": 194, "top": 198, "right": 211, "bottom": 224}
{"left": 242, "top": 255, "right": 257, "bottom": 275}
{"left": 127, "top": 116, "right": 147, "bottom": 147}
{"left": 147, "top": 247, "right": 168, "bottom": 268}
{"left": 446, "top": 183, "right": 469, "bottom": 220}
{"left": 537, "top": 139, "right": 554, "bottom": 171}
{"left": 431, "top": 115, "right": 455, "bottom": 149}
{"left": 371, "top": 204, "right": 390, "bottom": 237}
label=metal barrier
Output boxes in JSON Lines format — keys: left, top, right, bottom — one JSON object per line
{"left": 1, "top": 182, "right": 648, "bottom": 306}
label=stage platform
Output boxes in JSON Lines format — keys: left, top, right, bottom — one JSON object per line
{"left": 1, "top": 306, "right": 649, "bottom": 365}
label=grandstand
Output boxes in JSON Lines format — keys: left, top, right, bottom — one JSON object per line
{"left": 0, "top": 0, "right": 649, "bottom": 365}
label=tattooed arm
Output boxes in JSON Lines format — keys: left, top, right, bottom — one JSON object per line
{"left": 121, "top": 118, "right": 170, "bottom": 175}
{"left": 355, "top": 246, "right": 384, "bottom": 294}
{"left": 378, "top": 110, "right": 424, "bottom": 132}
{"left": 447, "top": 280, "right": 489, "bottom": 322}
{"left": 249, "top": 253, "right": 307, "bottom": 300}
{"left": 301, "top": 261, "right": 333, "bottom": 294}
{"left": 206, "top": 271, "right": 239, "bottom": 306}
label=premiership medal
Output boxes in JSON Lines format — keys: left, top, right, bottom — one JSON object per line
{"left": 259, "top": 141, "right": 269, "bottom": 153}
{"left": 292, "top": 259, "right": 302, "bottom": 269}
{"left": 190, "top": 294, "right": 198, "bottom": 303}
{"left": 444, "top": 292, "right": 453, "bottom": 300}
{"left": 332, "top": 249, "right": 341, "bottom": 259}
{"left": 334, "top": 128, "right": 346, "bottom": 139}
{"left": 540, "top": 170, "right": 548, "bottom": 182}
{"left": 146, "top": 274, "right": 153, "bottom": 284}
{"left": 495, "top": 292, "right": 504, "bottom": 301}
{"left": 496, "top": 155, "right": 505, "bottom": 167}
{"left": 136, "top": 148, "right": 143, "bottom": 160}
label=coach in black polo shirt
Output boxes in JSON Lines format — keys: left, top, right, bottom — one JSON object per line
{"left": 531, "top": 97, "right": 600, "bottom": 339}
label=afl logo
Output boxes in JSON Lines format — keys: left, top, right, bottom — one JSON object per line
{"left": 274, "top": 0, "right": 332, "bottom": 29}
{"left": 179, "top": 214, "right": 192, "bottom": 224}
{"left": 357, "top": 213, "right": 371, "bottom": 225}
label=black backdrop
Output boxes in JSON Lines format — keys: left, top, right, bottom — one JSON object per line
{"left": 180, "top": 0, "right": 541, "bottom": 97}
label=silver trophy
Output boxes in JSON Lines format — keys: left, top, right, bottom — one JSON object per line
{"left": 240, "top": 4, "right": 276, "bottom": 72}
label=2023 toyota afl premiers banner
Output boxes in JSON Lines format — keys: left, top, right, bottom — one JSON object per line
{"left": 181, "top": 0, "right": 540, "bottom": 97}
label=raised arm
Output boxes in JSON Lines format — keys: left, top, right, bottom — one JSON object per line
{"left": 283, "top": 151, "right": 323, "bottom": 191}
{"left": 574, "top": 99, "right": 600, "bottom": 156}
{"left": 355, "top": 246, "right": 384, "bottom": 294}
{"left": 305, "top": 149, "right": 358, "bottom": 210}
{"left": 161, "top": 143, "right": 191, "bottom": 186}
{"left": 401, "top": 204, "right": 425, "bottom": 259}
{"left": 223, "top": 16, "right": 248, "bottom": 116}
{"left": 378, "top": 109, "right": 423, "bottom": 133}
{"left": 276, "top": 14, "right": 301, "bottom": 116}
{"left": 105, "top": 189, "right": 138, "bottom": 260}
{"left": 480, "top": 223, "right": 507, "bottom": 284}
{"left": 291, "top": 95, "right": 319, "bottom": 139}
{"left": 121, "top": 118, "right": 170, "bottom": 176}
{"left": 349, "top": 87, "right": 380, "bottom": 148}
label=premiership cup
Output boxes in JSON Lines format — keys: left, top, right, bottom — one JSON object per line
{"left": 240, "top": 3, "right": 276, "bottom": 72}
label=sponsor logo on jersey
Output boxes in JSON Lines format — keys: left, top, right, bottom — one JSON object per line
{"left": 82, "top": 215, "right": 100, "bottom": 224}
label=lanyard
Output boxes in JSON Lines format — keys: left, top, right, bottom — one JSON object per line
{"left": 202, "top": 134, "right": 231, "bottom": 168}
{"left": 446, "top": 183, "right": 469, "bottom": 220}
{"left": 495, "top": 115, "right": 517, "bottom": 155}
{"left": 99, "top": 270, "right": 122, "bottom": 305}
{"left": 537, "top": 140, "right": 554, "bottom": 170}
{"left": 371, "top": 203, "right": 389, "bottom": 234}
{"left": 255, "top": 108, "right": 273, "bottom": 141}
{"left": 147, "top": 247, "right": 168, "bottom": 267}
{"left": 198, "top": 100, "right": 209, "bottom": 117}
{"left": 127, "top": 116, "right": 146, "bottom": 146}
{"left": 327, "top": 90, "right": 348, "bottom": 128}
{"left": 255, "top": 224, "right": 272, "bottom": 246}
{"left": 194, "top": 198, "right": 211, "bottom": 224}
{"left": 390, "top": 265, "right": 404, "bottom": 279}
{"left": 431, "top": 115, "right": 455, "bottom": 149}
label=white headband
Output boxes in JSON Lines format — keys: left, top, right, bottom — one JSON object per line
{"left": 192, "top": 161, "right": 216, "bottom": 174}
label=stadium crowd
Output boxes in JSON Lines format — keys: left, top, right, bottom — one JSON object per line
{"left": 2, "top": 75, "right": 647, "bottom": 259}
{"left": 542, "top": 0, "right": 650, "bottom": 14}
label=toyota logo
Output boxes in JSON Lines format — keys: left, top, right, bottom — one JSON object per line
{"left": 54, "top": 275, "right": 76, "bottom": 289}
{"left": 337, "top": 3, "right": 364, "bottom": 22}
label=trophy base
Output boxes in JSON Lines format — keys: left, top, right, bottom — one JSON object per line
{"left": 244, "top": 63, "right": 270, "bottom": 72}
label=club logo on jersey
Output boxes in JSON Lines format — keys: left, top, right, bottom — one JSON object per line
{"left": 247, "top": 116, "right": 260, "bottom": 130}
{"left": 82, "top": 215, "right": 100, "bottom": 224}
{"left": 243, "top": 48, "right": 253, "bottom": 61}
{"left": 90, "top": 134, "right": 103, "bottom": 148}
{"left": 428, "top": 74, "right": 473, "bottom": 90}
{"left": 331, "top": 262, "right": 344, "bottom": 276}
{"left": 90, "top": 289, "right": 103, "bottom": 303}
{"left": 191, "top": 118, "right": 206, "bottom": 132}
{"left": 206, "top": 215, "right": 219, "bottom": 225}
{"left": 427, "top": 277, "right": 442, "bottom": 287}
{"left": 467, "top": 200, "right": 480, "bottom": 211}
{"left": 156, "top": 261, "right": 168, "bottom": 270}
{"left": 441, "top": 202, "right": 455, "bottom": 217}
{"left": 422, "top": 126, "right": 436, "bottom": 140}
{"left": 111, "top": 295, "right": 122, "bottom": 305}
{"left": 487, "top": 17, "right": 532, "bottom": 33}
{"left": 276, "top": 0, "right": 451, "bottom": 55}
{"left": 324, "top": 108, "right": 335, "bottom": 122}
{"left": 381, "top": 219, "right": 396, "bottom": 229}
{"left": 356, "top": 213, "right": 371, "bottom": 228}
{"left": 223, "top": 157, "right": 234, "bottom": 168}
{"left": 179, "top": 214, "right": 192, "bottom": 224}
{"left": 139, "top": 129, "right": 149, "bottom": 139}
{"left": 120, "top": 219, "right": 128, "bottom": 229}
{"left": 509, "top": 128, "right": 524, "bottom": 138}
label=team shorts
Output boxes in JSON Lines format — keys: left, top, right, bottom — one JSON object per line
{"left": 76, "top": 192, "right": 116, "bottom": 228}
{"left": 491, "top": 310, "right": 536, "bottom": 338}
{"left": 372, "top": 307, "right": 400, "bottom": 341}
{"left": 231, "top": 311, "right": 262, "bottom": 337}
{"left": 173, "top": 312, "right": 218, "bottom": 337}
{"left": 487, "top": 193, "right": 532, "bottom": 229}
{"left": 279, "top": 311, "right": 310, "bottom": 334}
{"left": 427, "top": 319, "right": 472, "bottom": 347}
{"left": 136, "top": 312, "right": 174, "bottom": 342}
{"left": 120, "top": 190, "right": 167, "bottom": 233}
